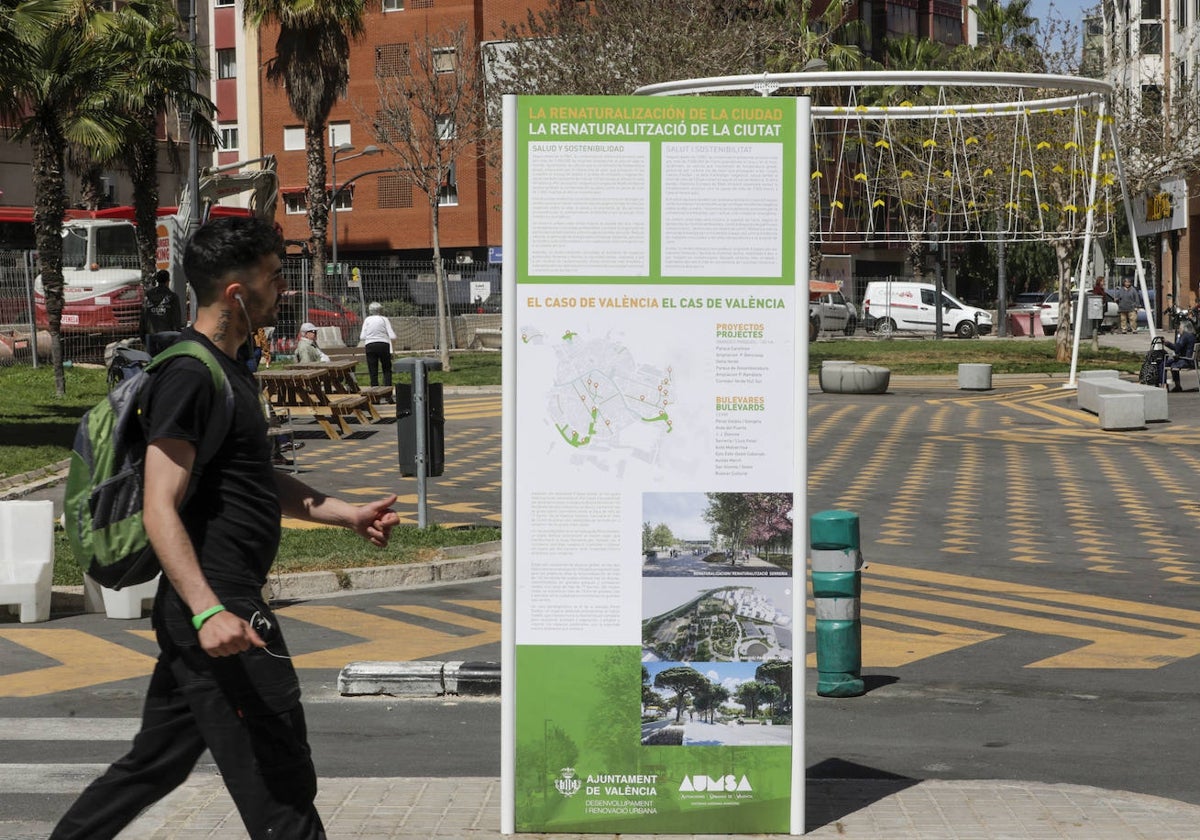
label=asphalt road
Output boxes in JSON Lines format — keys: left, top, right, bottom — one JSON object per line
{"left": 8, "top": 370, "right": 1200, "bottom": 828}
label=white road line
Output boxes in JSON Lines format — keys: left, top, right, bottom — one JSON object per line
{"left": 0, "top": 764, "right": 112, "bottom": 793}
{"left": 0, "top": 717, "right": 140, "bottom": 740}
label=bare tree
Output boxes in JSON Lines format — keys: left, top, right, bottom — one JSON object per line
{"left": 491, "top": 0, "right": 783, "bottom": 97}
{"left": 365, "top": 25, "right": 493, "bottom": 371}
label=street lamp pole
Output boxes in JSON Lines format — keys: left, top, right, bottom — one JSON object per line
{"left": 330, "top": 143, "right": 381, "bottom": 279}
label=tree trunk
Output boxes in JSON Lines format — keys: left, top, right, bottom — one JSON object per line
{"left": 305, "top": 126, "right": 329, "bottom": 294}
{"left": 130, "top": 111, "right": 161, "bottom": 288}
{"left": 31, "top": 126, "right": 68, "bottom": 396}
{"left": 1054, "top": 239, "right": 1072, "bottom": 363}
{"left": 430, "top": 195, "right": 451, "bottom": 371}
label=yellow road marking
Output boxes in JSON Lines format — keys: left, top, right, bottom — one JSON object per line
{"left": 0, "top": 630, "right": 155, "bottom": 698}
{"left": 806, "top": 609, "right": 1000, "bottom": 667}
{"left": 867, "top": 563, "right": 1200, "bottom": 668}
{"left": 281, "top": 604, "right": 500, "bottom": 668}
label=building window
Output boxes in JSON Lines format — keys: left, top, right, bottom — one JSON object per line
{"left": 330, "top": 186, "right": 354, "bottom": 211}
{"left": 283, "top": 193, "right": 306, "bottom": 215}
{"left": 1140, "top": 21, "right": 1162, "bottom": 53}
{"left": 410, "top": 0, "right": 432, "bottom": 7}
{"left": 378, "top": 174, "right": 414, "bottom": 208}
{"left": 376, "top": 43, "right": 410, "bottom": 77}
{"left": 329, "top": 122, "right": 351, "bottom": 148}
{"left": 433, "top": 47, "right": 457, "bottom": 73}
{"left": 215, "top": 0, "right": 235, "bottom": 7}
{"left": 284, "top": 126, "right": 304, "bottom": 151}
{"left": 436, "top": 115, "right": 456, "bottom": 140}
{"left": 217, "top": 48, "right": 237, "bottom": 79}
{"left": 438, "top": 162, "right": 458, "bottom": 207}
{"left": 1142, "top": 0, "right": 1160, "bottom": 17}
{"left": 382, "top": 0, "right": 403, "bottom": 9}
{"left": 219, "top": 123, "right": 239, "bottom": 151}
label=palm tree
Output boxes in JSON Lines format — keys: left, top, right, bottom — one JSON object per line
{"left": 106, "top": 0, "right": 215, "bottom": 286}
{"left": 245, "top": 0, "right": 365, "bottom": 291}
{"left": 0, "top": 0, "right": 131, "bottom": 394}
{"left": 970, "top": 0, "right": 1041, "bottom": 71}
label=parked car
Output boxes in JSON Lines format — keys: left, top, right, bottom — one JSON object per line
{"left": 1040, "top": 291, "right": 1118, "bottom": 335}
{"left": 1011, "top": 292, "right": 1047, "bottom": 308}
{"left": 272, "top": 291, "right": 361, "bottom": 354}
{"left": 862, "top": 281, "right": 992, "bottom": 338}
{"left": 809, "top": 288, "right": 855, "bottom": 340}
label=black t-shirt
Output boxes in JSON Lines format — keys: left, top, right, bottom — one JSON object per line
{"left": 141, "top": 328, "right": 280, "bottom": 597}
{"left": 142, "top": 285, "right": 183, "bottom": 334}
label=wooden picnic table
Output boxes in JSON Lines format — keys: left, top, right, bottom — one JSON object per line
{"left": 256, "top": 367, "right": 371, "bottom": 439}
{"left": 289, "top": 360, "right": 394, "bottom": 417}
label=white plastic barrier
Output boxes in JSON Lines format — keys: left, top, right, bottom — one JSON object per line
{"left": 0, "top": 500, "right": 55, "bottom": 623}
{"left": 82, "top": 574, "right": 160, "bottom": 620}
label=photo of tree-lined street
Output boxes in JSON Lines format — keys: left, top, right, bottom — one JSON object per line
{"left": 641, "top": 492, "right": 792, "bottom": 577}
{"left": 640, "top": 660, "right": 792, "bottom": 747}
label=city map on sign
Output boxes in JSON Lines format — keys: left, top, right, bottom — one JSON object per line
{"left": 521, "top": 326, "right": 675, "bottom": 462}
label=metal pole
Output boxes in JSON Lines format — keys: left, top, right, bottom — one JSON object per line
{"left": 23, "top": 252, "right": 37, "bottom": 368}
{"left": 412, "top": 359, "right": 429, "bottom": 528}
{"left": 1066, "top": 96, "right": 1108, "bottom": 388}
{"left": 187, "top": 0, "right": 200, "bottom": 239}
{"left": 331, "top": 150, "right": 339, "bottom": 278}
{"left": 997, "top": 240, "right": 1008, "bottom": 338}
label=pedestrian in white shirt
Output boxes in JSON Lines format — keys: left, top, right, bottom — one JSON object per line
{"left": 360, "top": 302, "right": 397, "bottom": 386}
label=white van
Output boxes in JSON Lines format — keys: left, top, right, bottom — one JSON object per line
{"left": 862, "top": 281, "right": 993, "bottom": 338}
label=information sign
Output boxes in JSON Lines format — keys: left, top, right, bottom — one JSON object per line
{"left": 503, "top": 94, "right": 806, "bottom": 835}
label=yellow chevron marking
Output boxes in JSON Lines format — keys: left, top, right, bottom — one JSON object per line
{"left": 868, "top": 563, "right": 1200, "bottom": 668}
{"left": 0, "top": 630, "right": 155, "bottom": 697}
{"left": 282, "top": 604, "right": 499, "bottom": 669}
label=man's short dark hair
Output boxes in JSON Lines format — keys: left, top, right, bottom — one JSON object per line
{"left": 184, "top": 216, "right": 284, "bottom": 305}
{"left": 155, "top": 269, "right": 171, "bottom": 286}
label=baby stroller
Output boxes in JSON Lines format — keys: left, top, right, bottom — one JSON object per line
{"left": 107, "top": 343, "right": 153, "bottom": 391}
{"left": 1138, "top": 336, "right": 1167, "bottom": 387}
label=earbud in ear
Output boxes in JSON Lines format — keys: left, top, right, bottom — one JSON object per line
{"left": 235, "top": 293, "right": 244, "bottom": 302}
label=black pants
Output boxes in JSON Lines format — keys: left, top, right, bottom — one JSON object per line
{"left": 51, "top": 603, "right": 325, "bottom": 840}
{"left": 365, "top": 342, "right": 392, "bottom": 387}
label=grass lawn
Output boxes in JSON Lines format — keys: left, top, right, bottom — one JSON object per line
{"left": 809, "top": 337, "right": 1143, "bottom": 375}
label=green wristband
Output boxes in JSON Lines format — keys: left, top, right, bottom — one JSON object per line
{"left": 192, "top": 604, "right": 226, "bottom": 631}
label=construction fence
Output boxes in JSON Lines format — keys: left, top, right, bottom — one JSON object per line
{"left": 0, "top": 251, "right": 504, "bottom": 366}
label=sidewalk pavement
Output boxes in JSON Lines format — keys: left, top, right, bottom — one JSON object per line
{"left": 10, "top": 356, "right": 1200, "bottom": 838}
{"left": 14, "top": 773, "right": 1194, "bottom": 839}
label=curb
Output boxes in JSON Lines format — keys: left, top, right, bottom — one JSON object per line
{"left": 338, "top": 659, "right": 501, "bottom": 697}
{"left": 50, "top": 544, "right": 502, "bottom": 615}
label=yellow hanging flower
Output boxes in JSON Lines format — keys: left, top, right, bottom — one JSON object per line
{"left": 874, "top": 139, "right": 890, "bottom": 149}
{"left": 873, "top": 199, "right": 886, "bottom": 208}
{"left": 831, "top": 200, "right": 844, "bottom": 210}
{"left": 854, "top": 172, "right": 868, "bottom": 182}
{"left": 922, "top": 139, "right": 938, "bottom": 148}
{"left": 1036, "top": 141, "right": 1052, "bottom": 150}
{"left": 812, "top": 171, "right": 823, "bottom": 179}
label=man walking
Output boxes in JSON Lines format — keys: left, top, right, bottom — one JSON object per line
{"left": 51, "top": 216, "right": 399, "bottom": 840}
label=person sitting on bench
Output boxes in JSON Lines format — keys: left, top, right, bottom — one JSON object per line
{"left": 1164, "top": 320, "right": 1197, "bottom": 392}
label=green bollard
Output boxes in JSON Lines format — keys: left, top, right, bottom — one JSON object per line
{"left": 810, "top": 509, "right": 866, "bottom": 698}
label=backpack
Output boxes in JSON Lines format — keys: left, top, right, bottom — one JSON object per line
{"left": 63, "top": 340, "right": 234, "bottom": 590}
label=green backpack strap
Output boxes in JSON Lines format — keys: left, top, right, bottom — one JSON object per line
{"left": 145, "top": 340, "right": 235, "bottom": 468}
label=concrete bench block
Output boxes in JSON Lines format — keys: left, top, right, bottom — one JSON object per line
{"left": 1098, "top": 392, "right": 1145, "bottom": 430}
{"left": 471, "top": 327, "right": 502, "bottom": 350}
{"left": 1078, "top": 378, "right": 1167, "bottom": 422}
{"left": 958, "top": 363, "right": 993, "bottom": 390}
{"left": 819, "top": 363, "right": 890, "bottom": 394}
{"left": 1078, "top": 369, "right": 1121, "bottom": 380}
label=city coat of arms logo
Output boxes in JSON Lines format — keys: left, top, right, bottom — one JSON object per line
{"left": 555, "top": 767, "right": 582, "bottom": 797}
